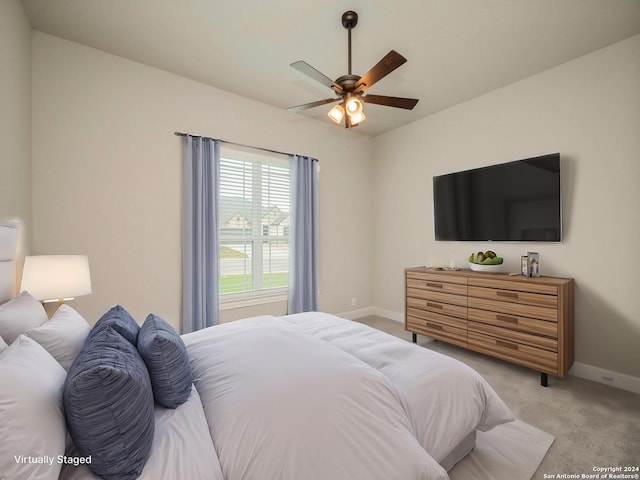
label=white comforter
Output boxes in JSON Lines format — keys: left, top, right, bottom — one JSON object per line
{"left": 184, "top": 316, "right": 450, "bottom": 480}
{"left": 282, "top": 312, "right": 515, "bottom": 463}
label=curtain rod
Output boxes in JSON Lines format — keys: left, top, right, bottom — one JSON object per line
{"left": 174, "top": 131, "right": 317, "bottom": 161}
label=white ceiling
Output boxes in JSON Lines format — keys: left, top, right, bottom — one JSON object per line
{"left": 21, "top": 0, "right": 640, "bottom": 136}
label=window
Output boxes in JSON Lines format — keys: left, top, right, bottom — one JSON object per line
{"left": 219, "top": 146, "right": 290, "bottom": 306}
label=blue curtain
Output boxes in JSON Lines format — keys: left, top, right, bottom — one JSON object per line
{"left": 182, "top": 136, "right": 220, "bottom": 333}
{"left": 288, "top": 155, "right": 319, "bottom": 313}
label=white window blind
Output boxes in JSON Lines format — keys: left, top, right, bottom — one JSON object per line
{"left": 219, "top": 147, "right": 290, "bottom": 302}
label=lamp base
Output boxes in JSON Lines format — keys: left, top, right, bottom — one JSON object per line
{"left": 41, "top": 297, "right": 75, "bottom": 307}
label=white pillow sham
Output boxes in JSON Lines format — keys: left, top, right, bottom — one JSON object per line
{"left": 26, "top": 304, "right": 91, "bottom": 371}
{"left": 0, "top": 291, "right": 48, "bottom": 344}
{"left": 0, "top": 335, "right": 68, "bottom": 480}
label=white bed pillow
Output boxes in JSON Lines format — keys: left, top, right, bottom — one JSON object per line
{"left": 0, "top": 335, "right": 7, "bottom": 353}
{"left": 0, "top": 291, "right": 48, "bottom": 344}
{"left": 0, "top": 335, "right": 68, "bottom": 480}
{"left": 26, "top": 304, "right": 91, "bottom": 371}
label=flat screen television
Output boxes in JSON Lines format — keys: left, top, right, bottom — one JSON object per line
{"left": 433, "top": 153, "right": 561, "bottom": 242}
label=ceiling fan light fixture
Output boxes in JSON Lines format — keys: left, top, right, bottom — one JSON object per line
{"left": 327, "top": 103, "right": 345, "bottom": 123}
{"left": 349, "top": 110, "right": 366, "bottom": 125}
{"left": 345, "top": 97, "right": 363, "bottom": 115}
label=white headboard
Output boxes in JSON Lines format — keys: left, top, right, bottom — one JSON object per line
{"left": 0, "top": 221, "right": 18, "bottom": 304}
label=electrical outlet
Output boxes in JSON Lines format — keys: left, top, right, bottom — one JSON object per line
{"left": 351, "top": 297, "right": 357, "bottom": 306}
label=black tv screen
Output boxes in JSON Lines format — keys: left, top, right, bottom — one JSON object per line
{"left": 433, "top": 154, "right": 561, "bottom": 242}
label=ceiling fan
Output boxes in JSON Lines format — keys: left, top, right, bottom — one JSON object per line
{"left": 288, "top": 10, "right": 419, "bottom": 128}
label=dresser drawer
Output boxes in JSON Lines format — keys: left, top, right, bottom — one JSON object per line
{"left": 468, "top": 277, "right": 558, "bottom": 295}
{"left": 468, "top": 295, "right": 557, "bottom": 322}
{"left": 407, "top": 307, "right": 467, "bottom": 330}
{"left": 407, "top": 271, "right": 467, "bottom": 285}
{"left": 468, "top": 321, "right": 557, "bottom": 352}
{"left": 468, "top": 308, "right": 558, "bottom": 338}
{"left": 407, "top": 316, "right": 467, "bottom": 348}
{"left": 468, "top": 286, "right": 557, "bottom": 309}
{"left": 406, "top": 296, "right": 467, "bottom": 318}
{"left": 468, "top": 331, "right": 558, "bottom": 375}
{"left": 407, "top": 287, "right": 467, "bottom": 307}
{"left": 406, "top": 277, "right": 467, "bottom": 295}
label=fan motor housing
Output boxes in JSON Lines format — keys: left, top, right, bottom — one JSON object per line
{"left": 334, "top": 74, "right": 361, "bottom": 93}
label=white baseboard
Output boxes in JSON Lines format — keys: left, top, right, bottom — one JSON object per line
{"left": 342, "top": 306, "right": 640, "bottom": 395}
{"left": 568, "top": 362, "right": 640, "bottom": 395}
{"left": 338, "top": 306, "right": 409, "bottom": 321}
{"left": 336, "top": 306, "right": 404, "bottom": 322}
{"left": 336, "top": 306, "right": 376, "bottom": 320}
{"left": 372, "top": 307, "right": 404, "bottom": 323}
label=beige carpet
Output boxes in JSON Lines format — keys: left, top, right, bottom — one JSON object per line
{"left": 450, "top": 420, "right": 554, "bottom": 480}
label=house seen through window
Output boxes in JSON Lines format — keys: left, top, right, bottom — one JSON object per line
{"left": 219, "top": 146, "right": 290, "bottom": 300}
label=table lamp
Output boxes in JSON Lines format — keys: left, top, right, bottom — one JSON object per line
{"left": 21, "top": 255, "right": 92, "bottom": 305}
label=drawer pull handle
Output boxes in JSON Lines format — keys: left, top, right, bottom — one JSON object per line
{"left": 426, "top": 282, "right": 443, "bottom": 289}
{"left": 497, "top": 314, "right": 518, "bottom": 324}
{"left": 426, "top": 322, "right": 444, "bottom": 331}
{"left": 497, "top": 291, "right": 519, "bottom": 299}
{"left": 496, "top": 340, "right": 518, "bottom": 350}
{"left": 426, "top": 302, "right": 443, "bottom": 309}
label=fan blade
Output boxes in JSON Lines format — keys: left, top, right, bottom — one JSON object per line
{"left": 288, "top": 97, "right": 340, "bottom": 113}
{"left": 362, "top": 94, "right": 418, "bottom": 110}
{"left": 355, "top": 50, "right": 407, "bottom": 92}
{"left": 291, "top": 61, "right": 343, "bottom": 93}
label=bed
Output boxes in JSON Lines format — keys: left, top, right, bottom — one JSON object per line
{"left": 0, "top": 221, "right": 515, "bottom": 480}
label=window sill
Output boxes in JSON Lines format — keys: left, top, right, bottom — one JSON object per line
{"left": 219, "top": 289, "right": 288, "bottom": 310}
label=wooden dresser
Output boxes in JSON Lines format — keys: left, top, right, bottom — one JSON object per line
{"left": 405, "top": 267, "right": 574, "bottom": 386}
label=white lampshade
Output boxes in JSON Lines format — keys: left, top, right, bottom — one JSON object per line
{"left": 21, "top": 255, "right": 92, "bottom": 303}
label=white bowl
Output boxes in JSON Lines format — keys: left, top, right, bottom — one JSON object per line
{"left": 469, "top": 262, "right": 505, "bottom": 272}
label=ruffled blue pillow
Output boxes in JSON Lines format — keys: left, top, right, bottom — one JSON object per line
{"left": 64, "top": 326, "right": 154, "bottom": 480}
{"left": 137, "top": 314, "right": 192, "bottom": 409}
{"left": 87, "top": 305, "right": 140, "bottom": 345}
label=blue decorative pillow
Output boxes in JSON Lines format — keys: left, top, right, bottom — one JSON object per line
{"left": 88, "top": 305, "right": 140, "bottom": 345}
{"left": 64, "top": 326, "right": 154, "bottom": 480}
{"left": 137, "top": 314, "right": 193, "bottom": 409}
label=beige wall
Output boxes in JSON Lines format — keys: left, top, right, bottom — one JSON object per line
{"left": 372, "top": 35, "right": 640, "bottom": 378}
{"left": 29, "top": 26, "right": 640, "bottom": 382}
{"left": 32, "top": 32, "right": 374, "bottom": 330}
{"left": 0, "top": 0, "right": 32, "bottom": 280}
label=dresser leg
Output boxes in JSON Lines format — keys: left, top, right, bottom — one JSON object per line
{"left": 412, "top": 333, "right": 417, "bottom": 343}
{"left": 541, "top": 372, "right": 548, "bottom": 387}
